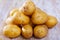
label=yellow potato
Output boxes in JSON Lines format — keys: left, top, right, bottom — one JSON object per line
{"left": 34, "top": 25, "right": 48, "bottom": 38}
{"left": 31, "top": 8, "right": 48, "bottom": 24}
{"left": 18, "top": 12, "right": 30, "bottom": 25}
{"left": 19, "top": 0, "right": 36, "bottom": 16}
{"left": 6, "top": 11, "right": 30, "bottom": 25}
{"left": 10, "top": 8, "right": 19, "bottom": 16}
{"left": 45, "top": 16, "right": 58, "bottom": 28}
{"left": 3, "top": 24, "right": 21, "bottom": 38}
{"left": 22, "top": 24, "right": 33, "bottom": 38}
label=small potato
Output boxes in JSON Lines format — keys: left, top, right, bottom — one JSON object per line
{"left": 31, "top": 8, "right": 48, "bottom": 24}
{"left": 10, "top": 8, "right": 19, "bottom": 16}
{"left": 19, "top": 0, "right": 36, "bottom": 16}
{"left": 3, "top": 24, "right": 21, "bottom": 38}
{"left": 45, "top": 16, "right": 58, "bottom": 28}
{"left": 22, "top": 24, "right": 33, "bottom": 38}
{"left": 34, "top": 25, "right": 48, "bottom": 38}
{"left": 12, "top": 11, "right": 30, "bottom": 25}
{"left": 19, "top": 13, "right": 30, "bottom": 25}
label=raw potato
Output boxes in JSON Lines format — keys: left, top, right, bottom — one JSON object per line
{"left": 34, "top": 25, "right": 48, "bottom": 38}
{"left": 12, "top": 11, "right": 30, "bottom": 25}
{"left": 18, "top": 12, "right": 30, "bottom": 25}
{"left": 13, "top": 11, "right": 30, "bottom": 25}
{"left": 22, "top": 25, "right": 33, "bottom": 38}
{"left": 10, "top": 8, "right": 19, "bottom": 16}
{"left": 45, "top": 16, "right": 58, "bottom": 28}
{"left": 6, "top": 11, "right": 30, "bottom": 25}
{"left": 3, "top": 24, "right": 21, "bottom": 38}
{"left": 19, "top": 0, "right": 36, "bottom": 16}
{"left": 31, "top": 8, "right": 48, "bottom": 24}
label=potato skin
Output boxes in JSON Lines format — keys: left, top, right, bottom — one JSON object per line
{"left": 31, "top": 8, "right": 48, "bottom": 24}
{"left": 34, "top": 25, "right": 48, "bottom": 38}
{"left": 19, "top": 0, "right": 36, "bottom": 16}
{"left": 19, "top": 13, "right": 30, "bottom": 25}
{"left": 13, "top": 11, "right": 30, "bottom": 25}
{"left": 3, "top": 24, "right": 21, "bottom": 38}
{"left": 22, "top": 24, "right": 33, "bottom": 38}
{"left": 45, "top": 16, "right": 58, "bottom": 28}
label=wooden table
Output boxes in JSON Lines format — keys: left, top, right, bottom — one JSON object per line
{"left": 0, "top": 0, "right": 60, "bottom": 40}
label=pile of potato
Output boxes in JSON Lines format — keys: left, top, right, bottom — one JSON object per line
{"left": 3, "top": 0, "right": 58, "bottom": 39}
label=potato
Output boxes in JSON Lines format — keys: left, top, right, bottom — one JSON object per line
{"left": 22, "top": 24, "right": 33, "bottom": 38}
{"left": 10, "top": 8, "right": 19, "bottom": 16}
{"left": 31, "top": 8, "right": 48, "bottom": 24}
{"left": 19, "top": 0, "right": 36, "bottom": 16}
{"left": 45, "top": 16, "right": 58, "bottom": 28}
{"left": 34, "top": 25, "right": 48, "bottom": 38}
{"left": 3, "top": 24, "right": 21, "bottom": 38}
{"left": 6, "top": 11, "right": 30, "bottom": 25}
{"left": 19, "top": 12, "right": 30, "bottom": 25}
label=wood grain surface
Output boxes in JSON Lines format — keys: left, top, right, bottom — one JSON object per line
{"left": 0, "top": 0, "right": 60, "bottom": 40}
